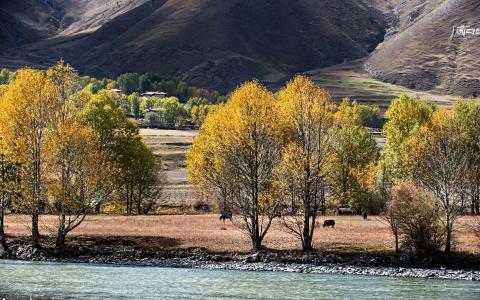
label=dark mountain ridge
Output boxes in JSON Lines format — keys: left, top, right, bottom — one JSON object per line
{"left": 0, "top": 0, "right": 386, "bottom": 92}
{"left": 1, "top": 0, "right": 478, "bottom": 97}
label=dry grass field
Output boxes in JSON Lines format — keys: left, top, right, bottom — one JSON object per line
{"left": 140, "top": 129, "right": 199, "bottom": 213}
{"left": 4, "top": 215, "right": 479, "bottom": 254}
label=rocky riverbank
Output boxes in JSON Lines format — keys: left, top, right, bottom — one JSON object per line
{"left": 2, "top": 239, "right": 479, "bottom": 281}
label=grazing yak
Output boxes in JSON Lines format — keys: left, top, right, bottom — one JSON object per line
{"left": 362, "top": 212, "right": 368, "bottom": 220}
{"left": 323, "top": 219, "right": 335, "bottom": 228}
{"left": 219, "top": 211, "right": 232, "bottom": 222}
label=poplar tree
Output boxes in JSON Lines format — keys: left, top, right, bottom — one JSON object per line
{"left": 188, "top": 81, "right": 282, "bottom": 251}
{"left": 276, "top": 75, "right": 335, "bottom": 251}
{"left": 0, "top": 69, "right": 57, "bottom": 249}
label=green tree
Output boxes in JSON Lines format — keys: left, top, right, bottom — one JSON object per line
{"left": 0, "top": 69, "right": 13, "bottom": 85}
{"left": 81, "top": 90, "right": 139, "bottom": 213}
{"left": 161, "top": 97, "right": 188, "bottom": 127}
{"left": 138, "top": 74, "right": 152, "bottom": 93}
{"left": 452, "top": 99, "right": 480, "bottom": 215}
{"left": 116, "top": 73, "right": 140, "bottom": 95}
{"left": 140, "top": 96, "right": 156, "bottom": 113}
{"left": 381, "top": 94, "right": 436, "bottom": 183}
{"left": 186, "top": 97, "right": 210, "bottom": 116}
{"left": 328, "top": 99, "right": 379, "bottom": 213}
{"left": 119, "top": 139, "right": 162, "bottom": 214}
{"left": 129, "top": 93, "right": 141, "bottom": 118}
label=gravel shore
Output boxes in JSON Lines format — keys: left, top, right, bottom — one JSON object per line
{"left": 2, "top": 241, "right": 480, "bottom": 281}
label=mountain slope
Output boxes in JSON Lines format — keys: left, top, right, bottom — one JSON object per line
{"left": 366, "top": 0, "right": 480, "bottom": 97}
{"left": 0, "top": 0, "right": 387, "bottom": 92}
{"left": 2, "top": 0, "right": 477, "bottom": 97}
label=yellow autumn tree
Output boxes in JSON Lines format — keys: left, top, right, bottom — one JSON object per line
{"left": 0, "top": 68, "right": 58, "bottom": 249}
{"left": 276, "top": 75, "right": 335, "bottom": 251}
{"left": 44, "top": 62, "right": 105, "bottom": 252}
{"left": 187, "top": 81, "right": 282, "bottom": 251}
{"left": 408, "top": 109, "right": 469, "bottom": 253}
{"left": 45, "top": 119, "right": 101, "bottom": 251}
{"left": 0, "top": 92, "right": 20, "bottom": 254}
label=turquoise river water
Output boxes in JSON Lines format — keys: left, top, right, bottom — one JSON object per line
{"left": 1, "top": 260, "right": 479, "bottom": 299}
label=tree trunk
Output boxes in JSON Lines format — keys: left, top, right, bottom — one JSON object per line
{"left": 471, "top": 187, "right": 477, "bottom": 215}
{"left": 137, "top": 187, "right": 143, "bottom": 215}
{"left": 445, "top": 227, "right": 452, "bottom": 254}
{"left": 251, "top": 210, "right": 263, "bottom": 251}
{"left": 0, "top": 199, "right": 7, "bottom": 252}
{"left": 302, "top": 212, "right": 313, "bottom": 252}
{"left": 302, "top": 235, "right": 313, "bottom": 252}
{"left": 394, "top": 232, "right": 399, "bottom": 253}
{"left": 475, "top": 184, "right": 480, "bottom": 215}
{"left": 31, "top": 209, "right": 40, "bottom": 249}
{"left": 55, "top": 214, "right": 66, "bottom": 255}
{"left": 320, "top": 185, "right": 326, "bottom": 216}
{"left": 32, "top": 146, "right": 41, "bottom": 249}
{"left": 252, "top": 234, "right": 262, "bottom": 252}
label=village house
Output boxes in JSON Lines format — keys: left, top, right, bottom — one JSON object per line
{"left": 108, "top": 88, "right": 123, "bottom": 95}
{"left": 141, "top": 91, "right": 167, "bottom": 99}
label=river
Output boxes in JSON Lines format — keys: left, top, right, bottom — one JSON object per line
{"left": 1, "top": 260, "right": 479, "bottom": 299}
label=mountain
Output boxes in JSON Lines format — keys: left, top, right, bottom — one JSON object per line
{"left": 366, "top": 0, "right": 480, "bottom": 97}
{"left": 0, "top": 0, "right": 478, "bottom": 97}
{"left": 0, "top": 0, "right": 386, "bottom": 92}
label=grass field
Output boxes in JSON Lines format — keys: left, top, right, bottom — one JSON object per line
{"left": 304, "top": 59, "right": 455, "bottom": 113}
{"left": 4, "top": 215, "right": 478, "bottom": 254}
{"left": 140, "top": 129, "right": 199, "bottom": 213}
{"left": 138, "top": 128, "right": 389, "bottom": 210}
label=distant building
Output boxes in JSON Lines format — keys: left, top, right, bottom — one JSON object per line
{"left": 141, "top": 91, "right": 167, "bottom": 98}
{"left": 144, "top": 108, "right": 165, "bottom": 113}
{"left": 108, "top": 88, "right": 123, "bottom": 95}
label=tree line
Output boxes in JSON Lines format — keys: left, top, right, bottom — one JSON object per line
{"left": 129, "top": 94, "right": 219, "bottom": 128}
{"left": 0, "top": 62, "right": 163, "bottom": 254}
{"left": 83, "top": 74, "right": 223, "bottom": 128}
{"left": 113, "top": 72, "right": 227, "bottom": 104}
{"left": 187, "top": 75, "right": 480, "bottom": 253}
{"left": 5, "top": 68, "right": 225, "bottom": 128}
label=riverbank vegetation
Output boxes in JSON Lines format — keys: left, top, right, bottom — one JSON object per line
{"left": 0, "top": 63, "right": 164, "bottom": 253}
{"left": 0, "top": 64, "right": 479, "bottom": 258}
{"left": 188, "top": 75, "right": 480, "bottom": 253}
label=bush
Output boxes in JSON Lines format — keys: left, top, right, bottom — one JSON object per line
{"left": 388, "top": 182, "right": 445, "bottom": 254}
{"left": 145, "top": 112, "right": 163, "bottom": 128}
{"left": 193, "top": 199, "right": 211, "bottom": 212}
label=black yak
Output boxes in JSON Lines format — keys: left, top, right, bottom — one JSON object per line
{"left": 323, "top": 220, "right": 335, "bottom": 228}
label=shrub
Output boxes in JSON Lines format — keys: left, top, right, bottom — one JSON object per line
{"left": 387, "top": 182, "right": 445, "bottom": 254}
{"left": 193, "top": 199, "right": 211, "bottom": 212}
